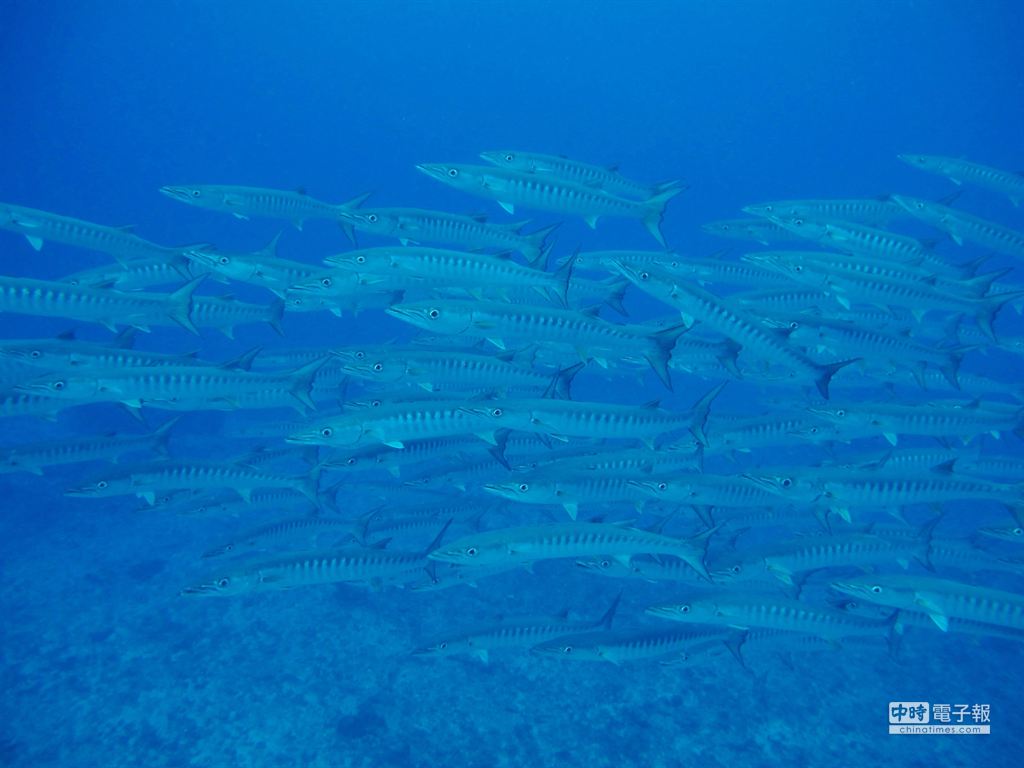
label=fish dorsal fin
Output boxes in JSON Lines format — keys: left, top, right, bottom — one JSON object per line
{"left": 295, "top": 186, "right": 307, "bottom": 195}
{"left": 641, "top": 399, "right": 661, "bottom": 409}
{"left": 578, "top": 305, "right": 602, "bottom": 317}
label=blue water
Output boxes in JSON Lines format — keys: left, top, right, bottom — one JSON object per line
{"left": 2, "top": 2, "right": 1023, "bottom": 766}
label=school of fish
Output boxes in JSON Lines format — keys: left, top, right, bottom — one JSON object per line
{"left": 3, "top": 150, "right": 1024, "bottom": 667}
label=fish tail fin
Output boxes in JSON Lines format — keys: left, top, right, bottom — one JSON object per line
{"left": 261, "top": 230, "right": 284, "bottom": 258}
{"left": 550, "top": 248, "right": 576, "bottom": 307}
{"left": 525, "top": 222, "right": 560, "bottom": 268}
{"left": 642, "top": 186, "right": 684, "bottom": 247}
{"left": 644, "top": 322, "right": 690, "bottom": 391}
{"left": 543, "top": 361, "right": 586, "bottom": 400}
{"left": 814, "top": 357, "right": 861, "bottom": 400}
{"left": 487, "top": 428, "right": 511, "bottom": 469}
{"left": 266, "top": 299, "right": 286, "bottom": 335}
{"left": 937, "top": 348, "right": 966, "bottom": 390}
{"left": 601, "top": 277, "right": 630, "bottom": 316}
{"left": 288, "top": 356, "right": 329, "bottom": 412}
{"left": 682, "top": 525, "right": 718, "bottom": 581}
{"left": 687, "top": 381, "right": 727, "bottom": 447}
{"left": 716, "top": 339, "right": 743, "bottom": 378}
{"left": 961, "top": 267, "right": 1013, "bottom": 297}
{"left": 220, "top": 345, "right": 263, "bottom": 371}
{"left": 297, "top": 466, "right": 321, "bottom": 504}
{"left": 149, "top": 416, "right": 180, "bottom": 456}
{"left": 167, "top": 275, "right": 206, "bottom": 335}
{"left": 978, "top": 291, "right": 1024, "bottom": 341}
{"left": 595, "top": 589, "right": 623, "bottom": 630}
{"left": 421, "top": 518, "right": 454, "bottom": 558}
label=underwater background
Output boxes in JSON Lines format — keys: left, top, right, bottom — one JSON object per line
{"left": 2, "top": 1, "right": 1024, "bottom": 766}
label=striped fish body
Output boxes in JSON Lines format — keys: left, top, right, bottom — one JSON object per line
{"left": 701, "top": 218, "right": 806, "bottom": 245}
{"left": 533, "top": 627, "right": 730, "bottom": 663}
{"left": 480, "top": 150, "right": 681, "bottom": 200}
{"left": 0, "top": 275, "right": 200, "bottom": 333}
{"left": 126, "top": 461, "right": 316, "bottom": 504}
{"left": 898, "top": 155, "right": 1024, "bottom": 206}
{"left": 630, "top": 474, "right": 782, "bottom": 509}
{"left": 0, "top": 201, "right": 185, "bottom": 262}
{"left": 417, "top": 163, "right": 680, "bottom": 246}
{"left": 159, "top": 185, "right": 349, "bottom": 226}
{"left": 892, "top": 195, "right": 1024, "bottom": 258}
{"left": 186, "top": 249, "right": 319, "bottom": 293}
{"left": 191, "top": 295, "right": 284, "bottom": 337}
{"left": 62, "top": 255, "right": 201, "bottom": 290}
{"left": 202, "top": 516, "right": 361, "bottom": 558}
{"left": 743, "top": 198, "right": 907, "bottom": 227}
{"left": 811, "top": 401, "right": 1022, "bottom": 444}
{"left": 833, "top": 574, "right": 1024, "bottom": 631}
{"left": 758, "top": 534, "right": 925, "bottom": 583}
{"left": 0, "top": 424, "right": 172, "bottom": 474}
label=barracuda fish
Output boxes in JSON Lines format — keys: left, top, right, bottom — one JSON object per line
{"left": 16, "top": 358, "right": 327, "bottom": 414}
{"left": 755, "top": 214, "right": 968, "bottom": 278}
{"left": 614, "top": 261, "right": 856, "bottom": 398}
{"left": 190, "top": 294, "right": 285, "bottom": 337}
{"left": 701, "top": 218, "right": 805, "bottom": 245}
{"left": 286, "top": 399, "right": 508, "bottom": 452}
{"left": 832, "top": 574, "right": 1024, "bottom": 631}
{"left": 0, "top": 390, "right": 75, "bottom": 419}
{"left": 0, "top": 201, "right": 198, "bottom": 262}
{"left": 61, "top": 255, "right": 204, "bottom": 290}
{"left": 898, "top": 154, "right": 1024, "bottom": 206}
{"left": 732, "top": 286, "right": 835, "bottom": 315}
{"left": 66, "top": 460, "right": 319, "bottom": 504}
{"left": 977, "top": 524, "right": 1024, "bottom": 544}
{"left": 891, "top": 194, "right": 1024, "bottom": 258}
{"left": 460, "top": 384, "right": 724, "bottom": 452}
{"left": 746, "top": 468, "right": 1022, "bottom": 521}
{"left": 181, "top": 522, "right": 450, "bottom": 596}
{"left": 808, "top": 400, "right": 1023, "bottom": 445}
{"left": 183, "top": 236, "right": 320, "bottom": 297}
{"left": 832, "top": 597, "right": 1024, "bottom": 643}
{"left": 744, "top": 246, "right": 1004, "bottom": 298}
{"left": 164, "top": 487, "right": 323, "bottom": 517}
{"left": 647, "top": 593, "right": 895, "bottom": 640}
{"left": 340, "top": 351, "right": 578, "bottom": 399}
{"left": 742, "top": 197, "right": 907, "bottom": 227}
{"left": 777, "top": 315, "right": 967, "bottom": 388}
{"left": 429, "top": 521, "right": 716, "bottom": 580}
{"left": 483, "top": 474, "right": 648, "bottom": 519}
{"left": 0, "top": 418, "right": 176, "bottom": 475}
{"left": 284, "top": 271, "right": 406, "bottom": 318}
{"left": 336, "top": 205, "right": 558, "bottom": 266}
{"left": 417, "top": 162, "right": 681, "bottom": 246}
{"left": 201, "top": 515, "right": 366, "bottom": 558}
{"left": 575, "top": 554, "right": 707, "bottom": 584}
{"left": 570, "top": 250, "right": 790, "bottom": 290}
{"left": 747, "top": 251, "right": 1023, "bottom": 339}
{"left": 721, "top": 531, "right": 933, "bottom": 588}
{"left": 159, "top": 184, "right": 370, "bottom": 228}
{"left": 704, "top": 412, "right": 843, "bottom": 454}
{"left": 628, "top": 473, "right": 784, "bottom": 510}
{"left": 412, "top": 592, "right": 620, "bottom": 663}
{"left": 385, "top": 299, "right": 686, "bottom": 389}
{"left": 952, "top": 454, "right": 1024, "bottom": 482}
{"left": 0, "top": 274, "right": 203, "bottom": 333}
{"left": 479, "top": 150, "right": 683, "bottom": 200}
{"left": 532, "top": 626, "right": 731, "bottom": 664}
{"left": 325, "top": 245, "right": 577, "bottom": 306}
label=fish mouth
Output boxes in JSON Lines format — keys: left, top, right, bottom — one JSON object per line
{"left": 160, "top": 186, "right": 194, "bottom": 202}
{"left": 181, "top": 249, "right": 220, "bottom": 267}
{"left": 414, "top": 164, "right": 450, "bottom": 182}
{"left": 384, "top": 306, "right": 421, "bottom": 324}
{"left": 644, "top": 604, "right": 682, "bottom": 619}
{"left": 12, "top": 382, "right": 52, "bottom": 395}
{"left": 179, "top": 584, "right": 220, "bottom": 596}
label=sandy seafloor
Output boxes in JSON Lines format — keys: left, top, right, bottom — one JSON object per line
{"left": 2, "top": 466, "right": 1020, "bottom": 768}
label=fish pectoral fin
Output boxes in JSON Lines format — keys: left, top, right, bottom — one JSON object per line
{"left": 914, "top": 593, "right": 949, "bottom": 631}
{"left": 25, "top": 235, "right": 44, "bottom": 251}
{"left": 138, "top": 491, "right": 156, "bottom": 505}
{"left": 583, "top": 215, "right": 600, "bottom": 229}
{"left": 382, "top": 440, "right": 405, "bottom": 449}
{"left": 562, "top": 502, "right": 579, "bottom": 520}
{"left": 497, "top": 201, "right": 515, "bottom": 215}
{"left": 475, "top": 649, "right": 490, "bottom": 664}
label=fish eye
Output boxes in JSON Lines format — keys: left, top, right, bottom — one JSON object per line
{"left": 371, "top": 399, "right": 382, "bottom": 407}
{"left": 466, "top": 547, "right": 478, "bottom": 557}
{"left": 438, "top": 642, "right": 447, "bottom": 650}
{"left": 870, "top": 585, "right": 882, "bottom": 594}
{"left": 191, "top": 190, "right": 201, "bottom": 198}
{"left": 367, "top": 214, "right": 378, "bottom": 223}
{"left": 218, "top": 578, "right": 229, "bottom": 588}
{"left": 836, "top": 409, "right": 846, "bottom": 417}
{"left": 53, "top": 381, "right": 65, "bottom": 390}
{"left": 346, "top": 457, "right": 357, "bottom": 466}
{"left": 793, "top": 218, "right": 804, "bottom": 226}
{"left": 600, "top": 559, "right": 610, "bottom": 568}
{"left": 448, "top": 168, "right": 459, "bottom": 177}
{"left": 657, "top": 482, "right": 667, "bottom": 491}
{"left": 321, "top": 277, "right": 332, "bottom": 287}
{"left": 97, "top": 480, "right": 108, "bottom": 489}
{"left": 356, "top": 256, "right": 366, "bottom": 264}
{"left": 562, "top": 645, "right": 573, "bottom": 654}
{"left": 225, "top": 544, "right": 234, "bottom": 552}
{"left": 504, "top": 154, "right": 514, "bottom": 162}
{"left": 731, "top": 565, "right": 742, "bottom": 574}
{"left": 373, "top": 362, "right": 383, "bottom": 372}
{"left": 789, "top": 322, "right": 799, "bottom": 329}
{"left": 491, "top": 408, "right": 503, "bottom": 417}
{"left": 321, "top": 427, "right": 333, "bottom": 438}
{"left": 219, "top": 256, "right": 229, "bottom": 265}
{"left": 764, "top": 205, "right": 773, "bottom": 213}
{"left": 518, "top": 483, "right": 529, "bottom": 492}
{"left": 781, "top": 478, "right": 792, "bottom": 488}
{"left": 640, "top": 271, "right": 650, "bottom": 281}
{"left": 1014, "top": 528, "right": 1023, "bottom": 536}
{"left": 30, "top": 350, "right": 41, "bottom": 358}
{"left": 355, "top": 351, "right": 365, "bottom": 359}
{"left": 808, "top": 426, "right": 819, "bottom": 434}
{"left": 428, "top": 309, "right": 440, "bottom": 319}
{"left": 678, "top": 604, "right": 690, "bottom": 613}
{"left": 794, "top": 265, "right": 803, "bottom": 272}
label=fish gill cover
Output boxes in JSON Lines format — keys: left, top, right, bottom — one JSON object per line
{"left": 1, "top": 1, "right": 1023, "bottom": 767}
